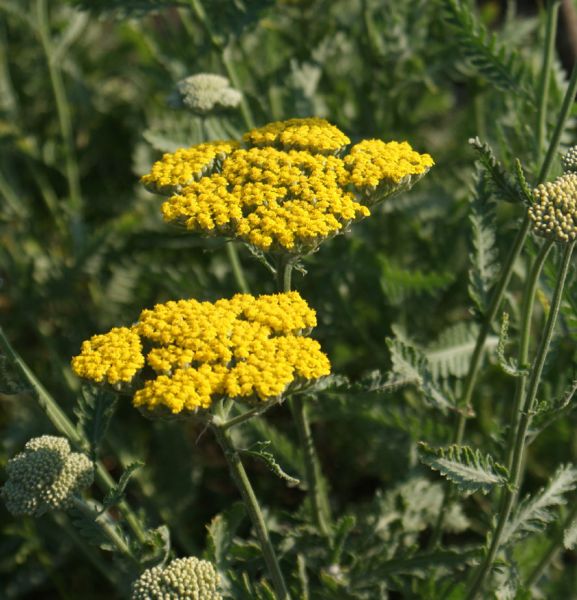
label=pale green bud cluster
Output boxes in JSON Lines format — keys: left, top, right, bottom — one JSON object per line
{"left": 131, "top": 557, "right": 222, "bottom": 600}
{"left": 1, "top": 435, "right": 94, "bottom": 517}
{"left": 562, "top": 146, "right": 577, "bottom": 173}
{"left": 529, "top": 173, "right": 577, "bottom": 242}
{"left": 175, "top": 74, "right": 241, "bottom": 114}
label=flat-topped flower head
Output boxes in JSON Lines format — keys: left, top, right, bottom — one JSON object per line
{"left": 344, "top": 139, "right": 434, "bottom": 203}
{"left": 141, "top": 141, "right": 239, "bottom": 195}
{"left": 72, "top": 291, "right": 330, "bottom": 416}
{"left": 242, "top": 117, "right": 351, "bottom": 155}
{"left": 141, "top": 118, "right": 433, "bottom": 254}
{"left": 71, "top": 327, "right": 145, "bottom": 388}
{"left": 529, "top": 173, "right": 577, "bottom": 242}
{"left": 131, "top": 556, "right": 222, "bottom": 600}
{"left": 174, "top": 73, "right": 242, "bottom": 115}
{"left": 1, "top": 436, "right": 94, "bottom": 517}
{"left": 562, "top": 145, "right": 577, "bottom": 174}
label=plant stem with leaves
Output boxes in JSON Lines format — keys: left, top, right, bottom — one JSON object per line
{"left": 211, "top": 419, "right": 291, "bottom": 600}
{"left": 465, "top": 241, "right": 576, "bottom": 599}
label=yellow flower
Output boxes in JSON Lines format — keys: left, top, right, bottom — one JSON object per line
{"left": 141, "top": 119, "right": 433, "bottom": 253}
{"left": 529, "top": 173, "right": 577, "bottom": 243}
{"left": 242, "top": 117, "right": 350, "bottom": 154}
{"left": 72, "top": 292, "right": 330, "bottom": 416}
{"left": 141, "top": 141, "right": 239, "bottom": 195}
{"left": 71, "top": 327, "right": 144, "bottom": 386}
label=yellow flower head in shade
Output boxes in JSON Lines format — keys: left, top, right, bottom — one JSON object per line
{"left": 344, "top": 139, "right": 435, "bottom": 203}
{"left": 71, "top": 292, "right": 331, "bottom": 416}
{"left": 141, "top": 141, "right": 239, "bottom": 195}
{"left": 242, "top": 117, "right": 351, "bottom": 154}
{"left": 71, "top": 327, "right": 145, "bottom": 387}
{"left": 529, "top": 173, "right": 577, "bottom": 243}
{"left": 141, "top": 118, "right": 434, "bottom": 253}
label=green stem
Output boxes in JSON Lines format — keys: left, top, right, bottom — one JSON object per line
{"left": 505, "top": 240, "right": 554, "bottom": 469}
{"left": 35, "top": 0, "right": 82, "bottom": 221}
{"left": 219, "top": 400, "right": 280, "bottom": 430}
{"left": 536, "top": 1, "right": 561, "bottom": 162}
{"left": 465, "top": 241, "right": 575, "bottom": 600}
{"left": 538, "top": 58, "right": 577, "bottom": 184}
{"left": 212, "top": 423, "right": 291, "bottom": 600}
{"left": 277, "top": 257, "right": 332, "bottom": 536}
{"left": 291, "top": 395, "right": 331, "bottom": 536}
{"left": 226, "top": 242, "right": 250, "bottom": 294}
{"left": 0, "top": 327, "right": 148, "bottom": 546}
{"left": 69, "top": 497, "right": 137, "bottom": 563}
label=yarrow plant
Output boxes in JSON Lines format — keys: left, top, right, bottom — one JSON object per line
{"left": 141, "top": 118, "right": 434, "bottom": 254}
{"left": 172, "top": 73, "right": 242, "bottom": 115}
{"left": 130, "top": 557, "right": 222, "bottom": 600}
{"left": 1, "top": 435, "right": 93, "bottom": 517}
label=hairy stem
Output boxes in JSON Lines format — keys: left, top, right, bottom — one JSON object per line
{"left": 212, "top": 423, "right": 291, "bottom": 600}
{"left": 465, "top": 241, "right": 575, "bottom": 600}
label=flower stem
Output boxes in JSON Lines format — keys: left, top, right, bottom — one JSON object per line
{"left": 278, "top": 257, "right": 332, "bottom": 536}
{"left": 35, "top": 0, "right": 83, "bottom": 242}
{"left": 226, "top": 241, "right": 250, "bottom": 294}
{"left": 212, "top": 422, "right": 291, "bottom": 600}
{"left": 0, "top": 327, "right": 148, "bottom": 546}
{"left": 69, "top": 497, "right": 138, "bottom": 563}
{"left": 465, "top": 241, "right": 575, "bottom": 600}
{"left": 505, "top": 240, "right": 554, "bottom": 469}
{"left": 536, "top": 1, "right": 561, "bottom": 161}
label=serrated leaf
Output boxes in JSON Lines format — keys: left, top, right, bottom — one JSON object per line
{"left": 468, "top": 167, "right": 500, "bottom": 314}
{"left": 469, "top": 137, "right": 523, "bottom": 204}
{"left": 101, "top": 462, "right": 143, "bottom": 513}
{"left": 206, "top": 502, "right": 246, "bottom": 578}
{"left": 386, "top": 335, "right": 453, "bottom": 412}
{"left": 502, "top": 464, "right": 577, "bottom": 546}
{"left": 241, "top": 441, "right": 300, "bottom": 487}
{"left": 497, "top": 312, "right": 526, "bottom": 377}
{"left": 74, "top": 386, "right": 118, "bottom": 459}
{"left": 140, "top": 525, "right": 171, "bottom": 567}
{"left": 426, "top": 322, "right": 497, "bottom": 379}
{"left": 419, "top": 443, "right": 510, "bottom": 495}
{"left": 379, "top": 255, "right": 454, "bottom": 305}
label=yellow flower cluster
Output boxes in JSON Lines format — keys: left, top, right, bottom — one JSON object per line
{"left": 71, "top": 327, "right": 145, "bottom": 385}
{"left": 71, "top": 292, "right": 330, "bottom": 415}
{"left": 162, "top": 147, "right": 370, "bottom": 251}
{"left": 241, "top": 117, "right": 351, "bottom": 154}
{"left": 529, "top": 173, "right": 577, "bottom": 242}
{"left": 344, "top": 139, "right": 435, "bottom": 191}
{"left": 141, "top": 118, "right": 434, "bottom": 253}
{"left": 141, "top": 141, "right": 239, "bottom": 195}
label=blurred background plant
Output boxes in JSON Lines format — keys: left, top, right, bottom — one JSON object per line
{"left": 3, "top": 0, "right": 577, "bottom": 598}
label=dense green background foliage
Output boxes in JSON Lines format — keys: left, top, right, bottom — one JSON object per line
{"left": 3, "top": 0, "right": 577, "bottom": 598}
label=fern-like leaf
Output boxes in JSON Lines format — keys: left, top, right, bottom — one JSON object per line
{"left": 240, "top": 441, "right": 300, "bottom": 487}
{"left": 379, "top": 256, "right": 454, "bottom": 305}
{"left": 497, "top": 313, "right": 526, "bottom": 377}
{"left": 419, "top": 443, "right": 510, "bottom": 495}
{"left": 74, "top": 386, "right": 117, "bottom": 459}
{"left": 468, "top": 168, "right": 500, "bottom": 315}
{"left": 469, "top": 137, "right": 523, "bottom": 203}
{"left": 502, "top": 464, "right": 577, "bottom": 546}
{"left": 386, "top": 336, "right": 453, "bottom": 412}
{"left": 101, "top": 462, "right": 144, "bottom": 513}
{"left": 426, "top": 322, "right": 497, "bottom": 379}
{"left": 442, "top": 0, "right": 531, "bottom": 97}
